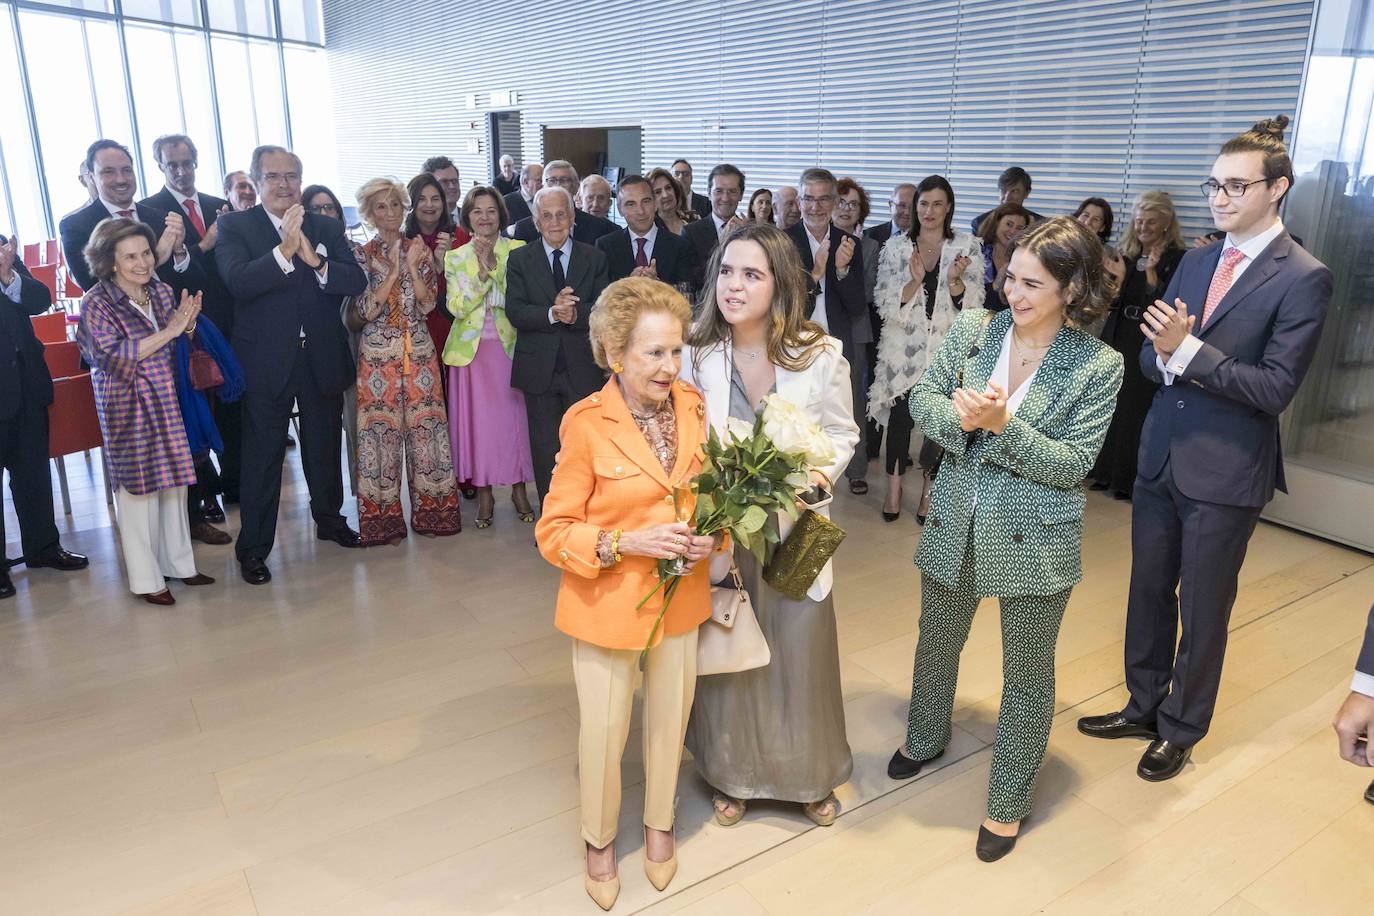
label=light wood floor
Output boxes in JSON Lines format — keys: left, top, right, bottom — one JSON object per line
{"left": 2, "top": 452, "right": 1371, "bottom": 915}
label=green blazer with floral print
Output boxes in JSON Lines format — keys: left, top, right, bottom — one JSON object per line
{"left": 441, "top": 236, "right": 525, "bottom": 367}
{"left": 910, "top": 308, "right": 1124, "bottom": 597}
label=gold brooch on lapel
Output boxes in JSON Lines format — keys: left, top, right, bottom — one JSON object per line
{"left": 695, "top": 402, "right": 705, "bottom": 418}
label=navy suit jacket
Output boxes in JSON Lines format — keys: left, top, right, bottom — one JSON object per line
{"left": 139, "top": 187, "right": 236, "bottom": 335}
{"left": 0, "top": 253, "right": 55, "bottom": 419}
{"left": 1138, "top": 232, "right": 1332, "bottom": 508}
{"left": 595, "top": 227, "right": 697, "bottom": 289}
{"left": 863, "top": 222, "right": 896, "bottom": 248}
{"left": 510, "top": 209, "right": 619, "bottom": 246}
{"left": 785, "top": 222, "right": 866, "bottom": 364}
{"left": 683, "top": 216, "right": 722, "bottom": 291}
{"left": 213, "top": 206, "right": 366, "bottom": 399}
{"left": 690, "top": 192, "right": 711, "bottom": 220}
{"left": 1359, "top": 604, "right": 1374, "bottom": 680}
{"left": 503, "top": 239, "right": 608, "bottom": 397}
{"left": 503, "top": 191, "right": 532, "bottom": 225}
{"left": 59, "top": 198, "right": 204, "bottom": 296}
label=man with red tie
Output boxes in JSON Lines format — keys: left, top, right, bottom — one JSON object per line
{"left": 140, "top": 133, "right": 240, "bottom": 533}
{"left": 1078, "top": 116, "right": 1333, "bottom": 782}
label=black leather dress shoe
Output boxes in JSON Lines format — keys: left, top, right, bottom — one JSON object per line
{"left": 317, "top": 526, "right": 362, "bottom": 548}
{"left": 1137, "top": 739, "right": 1191, "bottom": 781}
{"left": 240, "top": 558, "right": 272, "bottom": 585}
{"left": 202, "top": 502, "right": 226, "bottom": 524}
{"left": 1076, "top": 712, "right": 1158, "bottom": 740}
{"left": 1365, "top": 778, "right": 1373, "bottom": 806}
{"left": 976, "top": 825, "right": 1019, "bottom": 862}
{"left": 0, "top": 569, "right": 14, "bottom": 600}
{"left": 26, "top": 546, "right": 89, "bottom": 571}
{"left": 887, "top": 748, "right": 943, "bottom": 780}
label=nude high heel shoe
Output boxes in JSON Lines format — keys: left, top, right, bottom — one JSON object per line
{"left": 643, "top": 825, "right": 678, "bottom": 892}
{"left": 585, "top": 842, "right": 619, "bottom": 910}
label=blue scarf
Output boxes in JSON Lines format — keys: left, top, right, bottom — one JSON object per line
{"left": 174, "top": 316, "right": 245, "bottom": 456}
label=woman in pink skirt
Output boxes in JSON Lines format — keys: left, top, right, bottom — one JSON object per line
{"left": 442, "top": 186, "right": 537, "bottom": 527}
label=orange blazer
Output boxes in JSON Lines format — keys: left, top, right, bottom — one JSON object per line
{"left": 537, "top": 376, "right": 713, "bottom": 650}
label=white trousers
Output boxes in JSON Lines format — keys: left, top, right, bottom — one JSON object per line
{"left": 115, "top": 486, "right": 196, "bottom": 595}
{"left": 572, "top": 628, "right": 698, "bottom": 848}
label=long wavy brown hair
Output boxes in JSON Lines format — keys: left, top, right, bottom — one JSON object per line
{"left": 688, "top": 222, "right": 828, "bottom": 372}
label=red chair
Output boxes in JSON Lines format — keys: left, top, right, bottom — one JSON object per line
{"left": 43, "top": 240, "right": 58, "bottom": 265}
{"left": 31, "top": 311, "right": 68, "bottom": 343}
{"left": 42, "top": 340, "right": 82, "bottom": 379}
{"left": 28, "top": 265, "right": 61, "bottom": 308}
{"left": 47, "top": 372, "right": 109, "bottom": 515}
{"left": 61, "top": 268, "right": 85, "bottom": 301}
{"left": 23, "top": 242, "right": 41, "bottom": 264}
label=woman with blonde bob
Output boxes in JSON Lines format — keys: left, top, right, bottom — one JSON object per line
{"left": 681, "top": 223, "right": 860, "bottom": 830}
{"left": 890, "top": 217, "right": 1123, "bottom": 863}
{"left": 536, "top": 278, "right": 714, "bottom": 910}
{"left": 352, "top": 177, "right": 461, "bottom": 545}
{"left": 1090, "top": 191, "right": 1186, "bottom": 498}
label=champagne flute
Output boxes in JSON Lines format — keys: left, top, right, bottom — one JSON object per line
{"left": 667, "top": 481, "right": 697, "bottom": 575}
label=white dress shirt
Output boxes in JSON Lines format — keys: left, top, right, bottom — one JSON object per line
{"left": 806, "top": 224, "right": 832, "bottom": 332}
{"left": 1354, "top": 670, "right": 1374, "bottom": 699}
{"left": 543, "top": 236, "right": 574, "bottom": 325}
{"left": 629, "top": 224, "right": 659, "bottom": 266}
{"left": 1158, "top": 218, "right": 1285, "bottom": 385}
{"left": 102, "top": 197, "right": 190, "bottom": 272}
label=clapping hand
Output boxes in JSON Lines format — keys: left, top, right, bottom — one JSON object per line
{"left": 907, "top": 246, "right": 927, "bottom": 283}
{"left": 630, "top": 258, "right": 658, "bottom": 279}
{"left": 471, "top": 235, "right": 496, "bottom": 277}
{"left": 552, "top": 286, "right": 578, "bottom": 324}
{"left": 404, "top": 237, "right": 428, "bottom": 273}
{"left": 946, "top": 253, "right": 971, "bottom": 284}
{"left": 811, "top": 240, "right": 829, "bottom": 283}
{"left": 953, "top": 382, "right": 1009, "bottom": 434}
{"left": 156, "top": 212, "right": 186, "bottom": 264}
{"left": 835, "top": 236, "right": 855, "bottom": 273}
{"left": 167, "top": 289, "right": 202, "bottom": 336}
{"left": 1141, "top": 297, "right": 1194, "bottom": 359}
{"left": 198, "top": 210, "right": 225, "bottom": 252}
{"left": 279, "top": 204, "right": 305, "bottom": 260}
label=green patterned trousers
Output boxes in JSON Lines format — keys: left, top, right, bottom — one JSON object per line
{"left": 903, "top": 538, "right": 1072, "bottom": 823}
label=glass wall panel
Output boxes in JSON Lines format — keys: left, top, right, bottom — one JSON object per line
{"left": 206, "top": 0, "right": 275, "bottom": 38}
{"left": 122, "top": 0, "right": 202, "bottom": 27}
{"left": 278, "top": 0, "right": 322, "bottom": 44}
{"left": 0, "top": 12, "right": 47, "bottom": 240}
{"left": 283, "top": 45, "right": 337, "bottom": 195}
{"left": 211, "top": 35, "right": 286, "bottom": 173}
{"left": 126, "top": 24, "right": 223, "bottom": 188}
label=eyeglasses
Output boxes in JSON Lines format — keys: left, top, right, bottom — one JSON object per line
{"left": 307, "top": 203, "right": 338, "bottom": 215}
{"left": 801, "top": 195, "right": 835, "bottom": 206}
{"left": 835, "top": 199, "right": 858, "bottom": 210}
{"left": 262, "top": 172, "right": 301, "bottom": 186}
{"left": 1200, "top": 178, "right": 1269, "bottom": 198}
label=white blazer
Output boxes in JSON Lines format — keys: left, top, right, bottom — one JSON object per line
{"left": 681, "top": 336, "right": 859, "bottom": 601}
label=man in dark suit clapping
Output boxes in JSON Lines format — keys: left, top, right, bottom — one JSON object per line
{"left": 139, "top": 133, "right": 241, "bottom": 527}
{"left": 0, "top": 235, "right": 89, "bottom": 599}
{"left": 505, "top": 187, "right": 609, "bottom": 504}
{"left": 214, "top": 145, "right": 367, "bottom": 585}
{"left": 1078, "top": 117, "right": 1333, "bottom": 781}
{"left": 596, "top": 175, "right": 697, "bottom": 291}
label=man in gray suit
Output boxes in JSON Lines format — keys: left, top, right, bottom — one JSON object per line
{"left": 1078, "top": 117, "right": 1333, "bottom": 782}
{"left": 1334, "top": 603, "right": 1374, "bottom": 805}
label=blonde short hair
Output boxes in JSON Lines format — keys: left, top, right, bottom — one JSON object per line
{"left": 355, "top": 177, "right": 409, "bottom": 227}
{"left": 589, "top": 278, "right": 692, "bottom": 370}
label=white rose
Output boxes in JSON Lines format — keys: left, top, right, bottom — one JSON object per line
{"left": 804, "top": 429, "right": 837, "bottom": 468}
{"left": 760, "top": 395, "right": 814, "bottom": 457}
{"left": 724, "top": 416, "right": 755, "bottom": 444}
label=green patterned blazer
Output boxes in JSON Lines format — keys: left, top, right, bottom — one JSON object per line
{"left": 910, "top": 308, "right": 1123, "bottom": 598}
{"left": 441, "top": 236, "right": 525, "bottom": 367}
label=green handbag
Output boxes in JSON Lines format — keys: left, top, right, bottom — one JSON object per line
{"left": 763, "top": 500, "right": 847, "bottom": 600}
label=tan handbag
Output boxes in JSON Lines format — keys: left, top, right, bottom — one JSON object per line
{"left": 697, "top": 564, "right": 770, "bottom": 676}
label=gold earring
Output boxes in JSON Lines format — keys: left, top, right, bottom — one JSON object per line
{"left": 611, "top": 362, "right": 624, "bottom": 373}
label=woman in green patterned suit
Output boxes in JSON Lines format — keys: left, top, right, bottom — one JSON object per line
{"left": 886, "top": 217, "right": 1123, "bottom": 862}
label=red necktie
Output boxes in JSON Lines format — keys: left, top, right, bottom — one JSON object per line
{"left": 1201, "top": 247, "right": 1245, "bottom": 326}
{"left": 634, "top": 237, "right": 649, "bottom": 268}
{"left": 183, "top": 198, "right": 206, "bottom": 236}
{"left": 116, "top": 209, "right": 134, "bottom": 218}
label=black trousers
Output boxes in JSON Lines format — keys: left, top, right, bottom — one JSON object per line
{"left": 1121, "top": 457, "right": 1261, "bottom": 746}
{"left": 214, "top": 399, "right": 242, "bottom": 502}
{"left": 0, "top": 394, "right": 60, "bottom": 562}
{"left": 845, "top": 341, "right": 869, "bottom": 481}
{"left": 884, "top": 389, "right": 916, "bottom": 476}
{"left": 523, "top": 370, "right": 583, "bottom": 505}
{"left": 235, "top": 343, "right": 346, "bottom": 562}
{"left": 187, "top": 454, "right": 220, "bottom": 525}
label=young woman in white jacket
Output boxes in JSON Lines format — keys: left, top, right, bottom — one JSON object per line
{"left": 680, "top": 222, "right": 860, "bottom": 829}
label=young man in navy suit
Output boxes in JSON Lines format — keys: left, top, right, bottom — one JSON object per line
{"left": 214, "top": 146, "right": 367, "bottom": 585}
{"left": 595, "top": 175, "right": 697, "bottom": 291}
{"left": 1078, "top": 117, "right": 1333, "bottom": 781}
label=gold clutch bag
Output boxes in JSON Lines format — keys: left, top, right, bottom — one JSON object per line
{"left": 763, "top": 508, "right": 846, "bottom": 600}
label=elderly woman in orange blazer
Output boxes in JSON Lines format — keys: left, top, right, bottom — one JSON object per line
{"left": 536, "top": 277, "right": 714, "bottom": 910}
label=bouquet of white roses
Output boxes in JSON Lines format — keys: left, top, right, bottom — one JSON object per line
{"left": 640, "top": 394, "right": 836, "bottom": 656}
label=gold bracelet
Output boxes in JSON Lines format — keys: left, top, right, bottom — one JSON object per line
{"left": 609, "top": 528, "right": 624, "bottom": 564}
